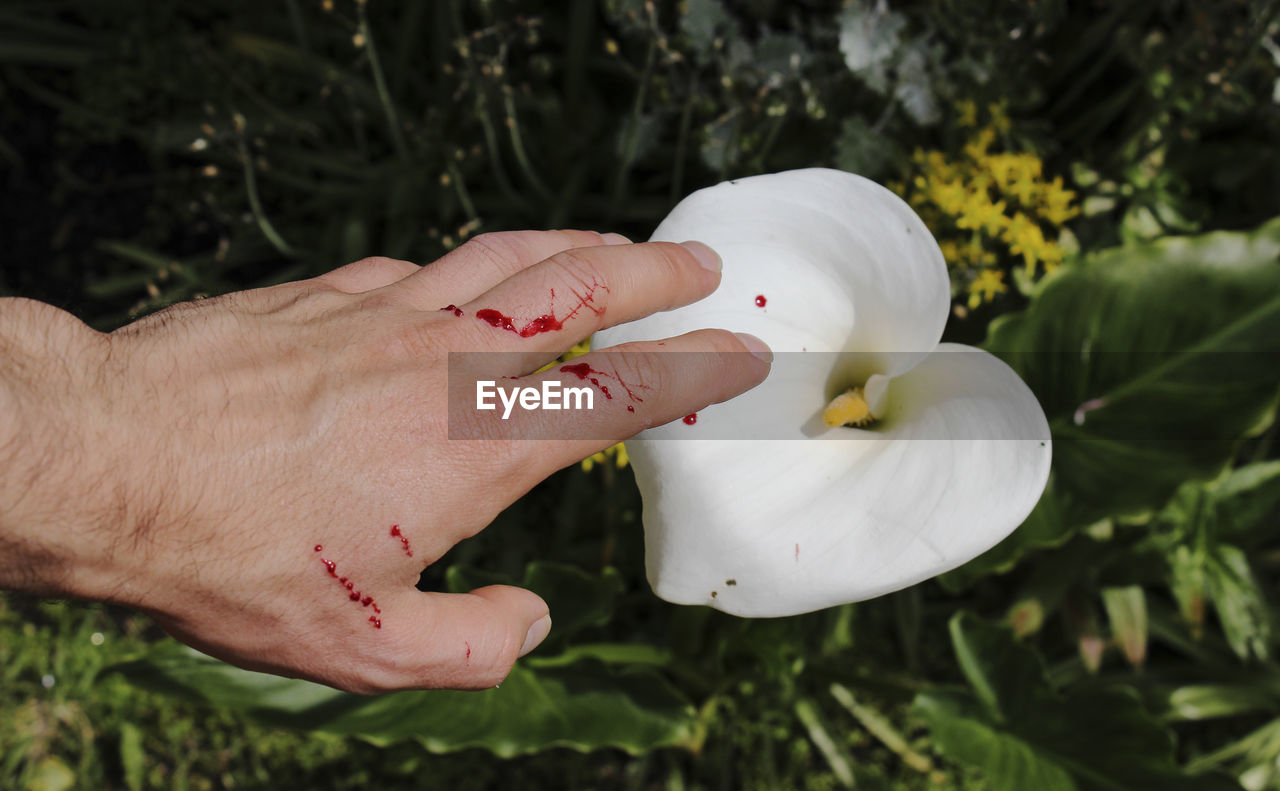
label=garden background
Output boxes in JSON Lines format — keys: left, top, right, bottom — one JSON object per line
{"left": 2, "top": 1, "right": 1280, "bottom": 789}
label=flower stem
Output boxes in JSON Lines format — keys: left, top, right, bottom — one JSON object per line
{"left": 358, "top": 3, "right": 409, "bottom": 164}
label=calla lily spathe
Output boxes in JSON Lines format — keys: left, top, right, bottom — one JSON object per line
{"left": 594, "top": 169, "right": 1051, "bottom": 617}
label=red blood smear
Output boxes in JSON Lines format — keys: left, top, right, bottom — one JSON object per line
{"left": 755, "top": 295, "right": 767, "bottom": 307}
{"left": 476, "top": 308, "right": 564, "bottom": 337}
{"left": 372, "top": 604, "right": 381, "bottom": 614}
{"left": 314, "top": 545, "right": 323, "bottom": 552}
{"left": 476, "top": 308, "right": 515, "bottom": 332}
{"left": 369, "top": 616, "right": 382, "bottom": 629}
{"left": 627, "top": 405, "right": 635, "bottom": 413}
{"left": 441, "top": 304, "right": 464, "bottom": 317}
{"left": 465, "top": 642, "right": 472, "bottom": 663}
{"left": 476, "top": 283, "right": 606, "bottom": 338}
{"left": 683, "top": 413, "right": 697, "bottom": 425}
{"left": 517, "top": 314, "right": 563, "bottom": 336}
{"left": 322, "top": 560, "right": 337, "bottom": 576}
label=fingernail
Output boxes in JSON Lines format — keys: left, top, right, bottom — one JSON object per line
{"left": 734, "top": 332, "right": 773, "bottom": 364}
{"left": 519, "top": 614, "right": 552, "bottom": 657}
{"left": 680, "top": 240, "right": 722, "bottom": 273}
{"left": 600, "top": 232, "right": 632, "bottom": 246}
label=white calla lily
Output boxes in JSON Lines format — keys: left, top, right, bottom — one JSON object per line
{"left": 594, "top": 169, "right": 1051, "bottom": 617}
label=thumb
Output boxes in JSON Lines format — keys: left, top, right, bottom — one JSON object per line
{"left": 400, "top": 585, "right": 551, "bottom": 690}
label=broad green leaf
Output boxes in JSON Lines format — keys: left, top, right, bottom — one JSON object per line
{"left": 107, "top": 641, "right": 694, "bottom": 757}
{"left": 915, "top": 690, "right": 1074, "bottom": 791}
{"left": 987, "top": 218, "right": 1280, "bottom": 526}
{"left": 525, "top": 643, "right": 672, "bottom": 669}
{"left": 948, "top": 612, "right": 1051, "bottom": 723}
{"left": 107, "top": 643, "right": 350, "bottom": 717}
{"left": 915, "top": 613, "right": 1240, "bottom": 791}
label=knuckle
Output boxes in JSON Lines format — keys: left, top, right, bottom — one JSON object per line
{"left": 361, "top": 255, "right": 420, "bottom": 276}
{"left": 556, "top": 229, "right": 609, "bottom": 249}
{"left": 462, "top": 233, "right": 521, "bottom": 275}
{"left": 545, "top": 249, "right": 605, "bottom": 290}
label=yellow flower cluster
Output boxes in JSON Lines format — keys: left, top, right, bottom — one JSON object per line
{"left": 895, "top": 102, "right": 1079, "bottom": 308}
{"left": 581, "top": 442, "right": 630, "bottom": 472}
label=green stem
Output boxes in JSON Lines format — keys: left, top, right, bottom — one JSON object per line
{"left": 445, "top": 158, "right": 479, "bottom": 223}
{"left": 502, "top": 87, "right": 551, "bottom": 199}
{"left": 475, "top": 91, "right": 521, "bottom": 204}
{"left": 750, "top": 111, "right": 787, "bottom": 172}
{"left": 669, "top": 68, "right": 698, "bottom": 205}
{"left": 284, "top": 0, "right": 310, "bottom": 52}
{"left": 237, "top": 133, "right": 296, "bottom": 257}
{"left": 609, "top": 37, "right": 656, "bottom": 220}
{"left": 358, "top": 3, "right": 409, "bottom": 163}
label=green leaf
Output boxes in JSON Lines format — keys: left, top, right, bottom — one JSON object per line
{"left": 795, "top": 698, "right": 855, "bottom": 789}
{"left": 987, "top": 218, "right": 1280, "bottom": 525}
{"left": 915, "top": 690, "right": 1074, "bottom": 791}
{"left": 680, "top": 0, "right": 737, "bottom": 60}
{"left": 525, "top": 642, "right": 672, "bottom": 669}
{"left": 1152, "top": 466, "right": 1275, "bottom": 657}
{"left": 24, "top": 757, "right": 75, "bottom": 791}
{"left": 1161, "top": 683, "right": 1280, "bottom": 721}
{"left": 1215, "top": 461, "right": 1280, "bottom": 542}
{"left": 835, "top": 116, "right": 901, "bottom": 182}
{"left": 1205, "top": 545, "right": 1270, "bottom": 661}
{"left": 837, "top": 1, "right": 905, "bottom": 94}
{"left": 1102, "top": 586, "right": 1149, "bottom": 668}
{"left": 107, "top": 641, "right": 694, "bottom": 757}
{"left": 915, "top": 613, "right": 1240, "bottom": 791}
{"left": 118, "top": 722, "right": 145, "bottom": 791}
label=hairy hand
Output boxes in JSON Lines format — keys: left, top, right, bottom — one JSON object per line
{"left": 0, "top": 231, "right": 771, "bottom": 693}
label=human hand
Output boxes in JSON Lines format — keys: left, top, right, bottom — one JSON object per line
{"left": 0, "top": 231, "right": 771, "bottom": 692}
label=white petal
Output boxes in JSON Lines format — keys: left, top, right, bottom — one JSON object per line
{"left": 629, "top": 345, "right": 1051, "bottom": 617}
{"left": 594, "top": 169, "right": 950, "bottom": 380}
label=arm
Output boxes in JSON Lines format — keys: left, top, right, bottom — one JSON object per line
{"left": 0, "top": 232, "right": 770, "bottom": 693}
